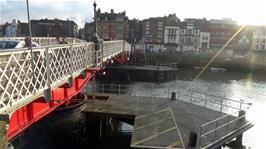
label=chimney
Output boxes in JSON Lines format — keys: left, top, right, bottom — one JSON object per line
{"left": 111, "top": 9, "right": 114, "bottom": 14}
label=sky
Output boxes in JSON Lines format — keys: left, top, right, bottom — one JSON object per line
{"left": 0, "top": 0, "right": 266, "bottom": 28}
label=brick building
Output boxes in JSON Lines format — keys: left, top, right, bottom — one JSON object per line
{"left": 209, "top": 18, "right": 238, "bottom": 49}
{"left": 142, "top": 16, "right": 166, "bottom": 52}
{"left": 31, "top": 18, "right": 78, "bottom": 37}
{"left": 97, "top": 9, "right": 129, "bottom": 41}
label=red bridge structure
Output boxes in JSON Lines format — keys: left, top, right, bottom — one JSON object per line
{"left": 0, "top": 37, "right": 131, "bottom": 142}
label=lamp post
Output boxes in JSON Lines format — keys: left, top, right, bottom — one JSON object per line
{"left": 26, "top": 0, "right": 34, "bottom": 74}
{"left": 92, "top": 0, "right": 99, "bottom": 51}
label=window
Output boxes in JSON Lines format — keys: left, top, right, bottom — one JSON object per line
{"left": 180, "top": 37, "right": 185, "bottom": 43}
{"left": 146, "top": 22, "right": 150, "bottom": 27}
{"left": 256, "top": 44, "right": 259, "bottom": 49}
{"left": 188, "top": 29, "right": 192, "bottom": 35}
{"left": 182, "top": 29, "right": 185, "bottom": 34}
{"left": 158, "top": 22, "right": 163, "bottom": 27}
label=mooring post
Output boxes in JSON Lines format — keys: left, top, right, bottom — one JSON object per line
{"left": 188, "top": 131, "right": 197, "bottom": 147}
{"left": 234, "top": 110, "right": 246, "bottom": 147}
{"left": 171, "top": 92, "right": 176, "bottom": 100}
{"left": 177, "top": 88, "right": 180, "bottom": 100}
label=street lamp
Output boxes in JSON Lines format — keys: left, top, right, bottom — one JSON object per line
{"left": 26, "top": 0, "right": 34, "bottom": 74}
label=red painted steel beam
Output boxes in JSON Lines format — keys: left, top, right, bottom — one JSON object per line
{"left": 7, "top": 70, "right": 95, "bottom": 140}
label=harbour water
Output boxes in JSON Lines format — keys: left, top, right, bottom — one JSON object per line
{"left": 13, "top": 69, "right": 265, "bottom": 149}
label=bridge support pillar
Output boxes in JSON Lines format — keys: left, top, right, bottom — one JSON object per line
{"left": 68, "top": 76, "right": 73, "bottom": 88}
{"left": 44, "top": 88, "right": 52, "bottom": 102}
{"left": 0, "top": 115, "right": 9, "bottom": 149}
{"left": 81, "top": 70, "right": 87, "bottom": 79}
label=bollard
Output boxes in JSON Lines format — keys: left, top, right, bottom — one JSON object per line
{"left": 188, "top": 131, "right": 197, "bottom": 147}
{"left": 44, "top": 88, "right": 51, "bottom": 102}
{"left": 238, "top": 110, "right": 246, "bottom": 123}
{"left": 171, "top": 92, "right": 176, "bottom": 100}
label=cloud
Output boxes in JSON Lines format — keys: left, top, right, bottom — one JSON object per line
{"left": 0, "top": 0, "right": 94, "bottom": 27}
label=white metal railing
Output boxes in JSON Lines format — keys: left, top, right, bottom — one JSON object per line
{"left": 0, "top": 43, "right": 94, "bottom": 115}
{"left": 0, "top": 37, "right": 130, "bottom": 115}
{"left": 102, "top": 40, "right": 131, "bottom": 62}
{"left": 84, "top": 83, "right": 251, "bottom": 113}
{"left": 198, "top": 107, "right": 252, "bottom": 148}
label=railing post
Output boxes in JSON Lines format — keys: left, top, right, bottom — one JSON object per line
{"left": 44, "top": 47, "right": 51, "bottom": 102}
{"left": 220, "top": 97, "right": 224, "bottom": 112}
{"left": 167, "top": 87, "right": 170, "bottom": 99}
{"left": 177, "top": 88, "right": 180, "bottom": 100}
{"left": 240, "top": 99, "right": 243, "bottom": 110}
{"left": 118, "top": 84, "right": 121, "bottom": 95}
{"left": 190, "top": 90, "right": 193, "bottom": 104}
{"left": 226, "top": 116, "right": 230, "bottom": 134}
{"left": 198, "top": 127, "right": 202, "bottom": 148}
{"left": 214, "top": 121, "right": 218, "bottom": 139}
{"left": 204, "top": 94, "right": 207, "bottom": 108}
{"left": 151, "top": 85, "right": 153, "bottom": 98}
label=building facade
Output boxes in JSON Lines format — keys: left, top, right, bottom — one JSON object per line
{"left": 96, "top": 9, "right": 129, "bottom": 41}
{"left": 164, "top": 14, "right": 180, "bottom": 52}
{"left": 179, "top": 19, "right": 201, "bottom": 52}
{"left": 142, "top": 17, "right": 165, "bottom": 52}
{"left": 199, "top": 32, "right": 210, "bottom": 50}
{"left": 209, "top": 18, "right": 237, "bottom": 49}
{"left": 31, "top": 18, "right": 78, "bottom": 37}
{"left": 252, "top": 26, "right": 266, "bottom": 52}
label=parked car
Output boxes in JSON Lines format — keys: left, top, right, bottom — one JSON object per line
{"left": 0, "top": 40, "right": 39, "bottom": 49}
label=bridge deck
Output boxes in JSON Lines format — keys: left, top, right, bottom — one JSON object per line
{"left": 82, "top": 94, "right": 252, "bottom": 149}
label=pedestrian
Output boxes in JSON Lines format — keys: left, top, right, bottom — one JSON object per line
{"left": 56, "top": 36, "right": 63, "bottom": 44}
{"left": 62, "top": 37, "right": 68, "bottom": 44}
{"left": 23, "top": 36, "right": 32, "bottom": 47}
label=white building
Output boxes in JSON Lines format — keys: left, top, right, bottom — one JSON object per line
{"left": 164, "top": 26, "right": 180, "bottom": 51}
{"left": 5, "top": 19, "right": 17, "bottom": 37}
{"left": 179, "top": 19, "right": 200, "bottom": 52}
{"left": 252, "top": 26, "right": 266, "bottom": 51}
{"left": 200, "top": 32, "right": 210, "bottom": 50}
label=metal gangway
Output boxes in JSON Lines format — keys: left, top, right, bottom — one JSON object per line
{"left": 0, "top": 37, "right": 131, "bottom": 116}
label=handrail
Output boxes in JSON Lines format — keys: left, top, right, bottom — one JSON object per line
{"left": 84, "top": 83, "right": 251, "bottom": 112}
{"left": 198, "top": 105, "right": 251, "bottom": 148}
